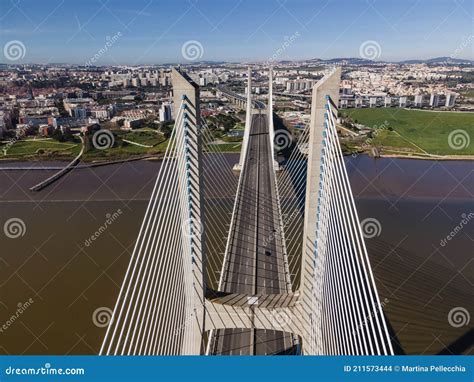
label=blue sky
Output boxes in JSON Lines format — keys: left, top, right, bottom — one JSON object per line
{"left": 0, "top": 0, "right": 473, "bottom": 64}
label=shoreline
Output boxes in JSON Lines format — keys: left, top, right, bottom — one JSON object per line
{"left": 1, "top": 151, "right": 474, "bottom": 171}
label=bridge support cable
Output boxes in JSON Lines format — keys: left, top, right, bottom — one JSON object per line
{"left": 300, "top": 90, "right": 393, "bottom": 354}
{"left": 275, "top": 126, "right": 311, "bottom": 288}
{"left": 324, "top": 99, "right": 394, "bottom": 354}
{"left": 98, "top": 66, "right": 393, "bottom": 357}
{"left": 237, "top": 67, "right": 253, "bottom": 169}
{"left": 101, "top": 69, "right": 207, "bottom": 356}
{"left": 101, "top": 103, "right": 187, "bottom": 354}
{"left": 199, "top": 124, "right": 239, "bottom": 290}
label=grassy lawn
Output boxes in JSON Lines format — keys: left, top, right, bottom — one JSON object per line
{"left": 83, "top": 133, "right": 169, "bottom": 161}
{"left": 1, "top": 139, "right": 81, "bottom": 158}
{"left": 117, "top": 129, "right": 165, "bottom": 146}
{"left": 341, "top": 108, "right": 474, "bottom": 155}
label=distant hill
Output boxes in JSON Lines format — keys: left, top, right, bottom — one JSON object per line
{"left": 309, "top": 57, "right": 381, "bottom": 65}
{"left": 399, "top": 57, "right": 472, "bottom": 65}
{"left": 307, "top": 56, "right": 472, "bottom": 65}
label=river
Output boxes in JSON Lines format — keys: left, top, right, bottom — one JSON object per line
{"left": 0, "top": 155, "right": 472, "bottom": 355}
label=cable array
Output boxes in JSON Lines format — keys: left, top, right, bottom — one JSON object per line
{"left": 100, "top": 97, "right": 204, "bottom": 355}
{"left": 310, "top": 97, "right": 394, "bottom": 355}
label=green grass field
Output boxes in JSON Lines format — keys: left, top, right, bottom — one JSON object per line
{"left": 341, "top": 108, "right": 474, "bottom": 155}
{"left": 83, "top": 130, "right": 169, "bottom": 160}
{"left": 117, "top": 129, "right": 165, "bottom": 146}
{"left": 1, "top": 139, "right": 81, "bottom": 158}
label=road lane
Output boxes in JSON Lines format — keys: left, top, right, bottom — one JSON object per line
{"left": 211, "top": 112, "right": 293, "bottom": 355}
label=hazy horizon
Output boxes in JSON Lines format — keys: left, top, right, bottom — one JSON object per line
{"left": 1, "top": 0, "right": 473, "bottom": 65}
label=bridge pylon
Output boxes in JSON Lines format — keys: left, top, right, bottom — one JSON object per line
{"left": 234, "top": 67, "right": 253, "bottom": 171}
{"left": 101, "top": 66, "right": 394, "bottom": 356}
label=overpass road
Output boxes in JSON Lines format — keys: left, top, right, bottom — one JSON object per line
{"left": 210, "top": 112, "right": 294, "bottom": 355}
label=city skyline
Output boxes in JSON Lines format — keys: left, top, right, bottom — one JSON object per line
{"left": 1, "top": 0, "right": 473, "bottom": 65}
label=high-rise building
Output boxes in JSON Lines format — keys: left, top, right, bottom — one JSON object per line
{"left": 429, "top": 93, "right": 440, "bottom": 107}
{"left": 414, "top": 94, "right": 423, "bottom": 108}
{"left": 445, "top": 93, "right": 457, "bottom": 107}
{"left": 159, "top": 102, "right": 173, "bottom": 122}
{"left": 399, "top": 96, "right": 407, "bottom": 107}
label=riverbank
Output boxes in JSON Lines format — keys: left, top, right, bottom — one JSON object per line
{"left": 341, "top": 108, "right": 474, "bottom": 156}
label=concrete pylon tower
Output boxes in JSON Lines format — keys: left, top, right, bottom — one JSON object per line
{"left": 268, "top": 66, "right": 276, "bottom": 166}
{"left": 236, "top": 67, "right": 252, "bottom": 170}
{"left": 171, "top": 67, "right": 206, "bottom": 354}
{"left": 299, "top": 67, "right": 341, "bottom": 354}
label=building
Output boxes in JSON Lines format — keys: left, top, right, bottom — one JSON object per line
{"left": 70, "top": 107, "right": 87, "bottom": 119}
{"left": 399, "top": 96, "right": 408, "bottom": 107}
{"left": 123, "top": 118, "right": 144, "bottom": 129}
{"left": 414, "top": 95, "right": 423, "bottom": 108}
{"left": 90, "top": 107, "right": 110, "bottom": 120}
{"left": 159, "top": 102, "right": 173, "bottom": 122}
{"left": 445, "top": 93, "right": 457, "bottom": 107}
{"left": 38, "top": 124, "right": 51, "bottom": 137}
{"left": 429, "top": 93, "right": 440, "bottom": 107}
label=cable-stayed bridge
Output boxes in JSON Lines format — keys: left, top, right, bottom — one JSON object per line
{"left": 100, "top": 67, "right": 394, "bottom": 356}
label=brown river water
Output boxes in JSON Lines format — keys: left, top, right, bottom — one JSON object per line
{"left": 0, "top": 154, "right": 472, "bottom": 355}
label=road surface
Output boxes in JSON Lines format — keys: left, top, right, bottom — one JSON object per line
{"left": 210, "top": 112, "right": 293, "bottom": 355}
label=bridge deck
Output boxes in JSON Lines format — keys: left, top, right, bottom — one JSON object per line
{"left": 211, "top": 112, "right": 293, "bottom": 355}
